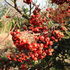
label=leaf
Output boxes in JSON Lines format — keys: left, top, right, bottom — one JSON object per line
{"left": 23, "top": 8, "right": 29, "bottom": 14}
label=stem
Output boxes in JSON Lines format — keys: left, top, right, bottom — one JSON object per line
{"left": 30, "top": 3, "right": 32, "bottom": 16}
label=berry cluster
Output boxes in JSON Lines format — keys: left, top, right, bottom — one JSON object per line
{"left": 52, "top": 30, "right": 64, "bottom": 41}
{"left": 10, "top": 31, "right": 53, "bottom": 61}
{"left": 30, "top": 14, "right": 47, "bottom": 26}
{"left": 29, "top": 26, "right": 48, "bottom": 33}
{"left": 9, "top": 25, "right": 64, "bottom": 62}
{"left": 9, "top": 5, "right": 65, "bottom": 62}
{"left": 45, "top": 3, "right": 69, "bottom": 24}
{"left": 24, "top": 0, "right": 32, "bottom": 4}
{"left": 52, "top": 0, "right": 68, "bottom": 5}
{"left": 30, "top": 7, "right": 47, "bottom": 26}
{"left": 7, "top": 53, "right": 28, "bottom": 62}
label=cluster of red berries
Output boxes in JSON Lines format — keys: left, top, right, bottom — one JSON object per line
{"left": 9, "top": 5, "right": 65, "bottom": 63}
{"left": 24, "top": 0, "right": 32, "bottom": 4}
{"left": 30, "top": 7, "right": 47, "bottom": 26}
{"left": 46, "top": 4, "right": 69, "bottom": 24}
{"left": 52, "top": 0, "right": 69, "bottom": 4}
{"left": 33, "top": 7, "right": 41, "bottom": 15}
{"left": 51, "top": 30, "right": 64, "bottom": 42}
{"left": 10, "top": 31, "right": 53, "bottom": 61}
{"left": 9, "top": 25, "right": 64, "bottom": 62}
{"left": 30, "top": 14, "right": 46, "bottom": 26}
{"left": 29, "top": 26, "right": 48, "bottom": 33}
{"left": 7, "top": 53, "right": 28, "bottom": 62}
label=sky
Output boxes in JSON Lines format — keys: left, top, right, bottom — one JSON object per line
{"left": 0, "top": 0, "right": 57, "bottom": 9}
{"left": 0, "top": 0, "right": 47, "bottom": 8}
{"left": 17, "top": 0, "right": 46, "bottom": 8}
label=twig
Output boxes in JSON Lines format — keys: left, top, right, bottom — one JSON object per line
{"left": 5, "top": 0, "right": 14, "bottom": 8}
{"left": 5, "top": 0, "right": 29, "bottom": 20}
{"left": 30, "top": 4, "right": 32, "bottom": 16}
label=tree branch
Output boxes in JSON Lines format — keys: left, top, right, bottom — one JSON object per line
{"left": 30, "top": 4, "right": 32, "bottom": 16}
{"left": 5, "top": 0, "right": 14, "bottom": 8}
{"left": 5, "top": 0, "right": 29, "bottom": 20}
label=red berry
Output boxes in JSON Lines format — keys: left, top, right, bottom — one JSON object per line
{"left": 24, "top": 0, "right": 32, "bottom": 4}
{"left": 5, "top": 16, "right": 10, "bottom": 18}
{"left": 49, "top": 41, "right": 53, "bottom": 46}
{"left": 39, "top": 36, "right": 45, "bottom": 41}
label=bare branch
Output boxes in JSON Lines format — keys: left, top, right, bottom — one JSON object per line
{"left": 30, "top": 4, "right": 32, "bottom": 16}
{"left": 5, "top": 0, "right": 29, "bottom": 20}
{"left": 5, "top": 0, "right": 14, "bottom": 8}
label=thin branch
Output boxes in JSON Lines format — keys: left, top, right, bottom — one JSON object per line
{"left": 14, "top": 0, "right": 17, "bottom": 8}
{"left": 5, "top": 0, "right": 29, "bottom": 20}
{"left": 5, "top": 0, "right": 14, "bottom": 8}
{"left": 13, "top": 0, "right": 22, "bottom": 14}
{"left": 30, "top": 4, "right": 32, "bottom": 16}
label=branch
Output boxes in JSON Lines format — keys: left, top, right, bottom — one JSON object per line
{"left": 30, "top": 4, "right": 32, "bottom": 16}
{"left": 13, "top": 0, "right": 22, "bottom": 14}
{"left": 5, "top": 0, "right": 14, "bottom": 8}
{"left": 5, "top": 0, "right": 29, "bottom": 20}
